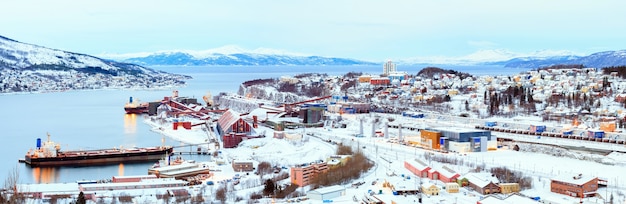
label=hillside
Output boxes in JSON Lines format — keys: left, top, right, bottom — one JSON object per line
{"left": 0, "top": 35, "right": 189, "bottom": 93}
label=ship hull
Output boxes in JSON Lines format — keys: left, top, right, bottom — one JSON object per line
{"left": 124, "top": 106, "right": 148, "bottom": 114}
{"left": 25, "top": 147, "right": 173, "bottom": 167}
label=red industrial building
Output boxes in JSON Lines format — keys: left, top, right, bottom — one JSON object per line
{"left": 217, "top": 110, "right": 258, "bottom": 148}
{"left": 428, "top": 165, "right": 460, "bottom": 183}
{"left": 405, "top": 159, "right": 459, "bottom": 183}
{"left": 404, "top": 159, "right": 431, "bottom": 178}
{"left": 551, "top": 174, "right": 599, "bottom": 198}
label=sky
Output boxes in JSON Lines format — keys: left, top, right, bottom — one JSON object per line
{"left": 2, "top": 0, "right": 626, "bottom": 61}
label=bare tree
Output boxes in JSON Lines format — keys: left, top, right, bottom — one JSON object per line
{"left": 215, "top": 185, "right": 227, "bottom": 204}
{"left": 1, "top": 166, "right": 25, "bottom": 204}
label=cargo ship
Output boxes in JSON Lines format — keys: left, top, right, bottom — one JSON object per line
{"left": 124, "top": 96, "right": 149, "bottom": 114}
{"left": 23, "top": 133, "right": 173, "bottom": 167}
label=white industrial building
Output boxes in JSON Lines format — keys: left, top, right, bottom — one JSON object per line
{"left": 307, "top": 185, "right": 346, "bottom": 201}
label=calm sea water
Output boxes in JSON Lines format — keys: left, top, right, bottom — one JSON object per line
{"left": 0, "top": 65, "right": 526, "bottom": 184}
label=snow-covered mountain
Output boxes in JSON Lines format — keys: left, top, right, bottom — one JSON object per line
{"left": 398, "top": 49, "right": 581, "bottom": 66}
{"left": 498, "top": 50, "right": 626, "bottom": 68}
{"left": 0, "top": 35, "right": 188, "bottom": 93}
{"left": 122, "top": 49, "right": 376, "bottom": 66}
{"left": 398, "top": 49, "right": 626, "bottom": 68}
{"left": 1, "top": 35, "right": 162, "bottom": 74}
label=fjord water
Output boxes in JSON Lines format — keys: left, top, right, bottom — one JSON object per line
{"left": 0, "top": 65, "right": 524, "bottom": 184}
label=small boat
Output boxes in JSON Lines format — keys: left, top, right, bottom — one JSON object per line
{"left": 124, "top": 96, "right": 149, "bottom": 114}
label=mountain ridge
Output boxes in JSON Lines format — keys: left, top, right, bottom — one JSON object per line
{"left": 123, "top": 51, "right": 376, "bottom": 66}
{"left": 118, "top": 48, "right": 626, "bottom": 68}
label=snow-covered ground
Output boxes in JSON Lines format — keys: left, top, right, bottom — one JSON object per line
{"left": 138, "top": 111, "right": 626, "bottom": 204}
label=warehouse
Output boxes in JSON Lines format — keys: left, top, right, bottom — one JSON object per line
{"left": 428, "top": 127, "right": 491, "bottom": 142}
{"left": 307, "top": 185, "right": 346, "bottom": 201}
{"left": 425, "top": 127, "right": 495, "bottom": 152}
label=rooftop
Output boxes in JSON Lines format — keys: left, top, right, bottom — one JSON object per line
{"left": 464, "top": 172, "right": 500, "bottom": 188}
{"left": 551, "top": 173, "right": 597, "bottom": 186}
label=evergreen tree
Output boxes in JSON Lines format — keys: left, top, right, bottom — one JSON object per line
{"left": 263, "top": 179, "right": 275, "bottom": 196}
{"left": 76, "top": 191, "right": 86, "bottom": 204}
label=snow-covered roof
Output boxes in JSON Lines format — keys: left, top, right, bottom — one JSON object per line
{"left": 478, "top": 194, "right": 539, "bottom": 204}
{"left": 308, "top": 185, "right": 345, "bottom": 195}
{"left": 233, "top": 159, "right": 255, "bottom": 163}
{"left": 217, "top": 109, "right": 255, "bottom": 134}
{"left": 405, "top": 159, "right": 430, "bottom": 171}
{"left": 429, "top": 164, "right": 459, "bottom": 179}
{"left": 464, "top": 172, "right": 499, "bottom": 188}
{"left": 80, "top": 178, "right": 187, "bottom": 188}
{"left": 431, "top": 126, "right": 488, "bottom": 134}
{"left": 112, "top": 175, "right": 157, "bottom": 179}
{"left": 421, "top": 183, "right": 438, "bottom": 189}
{"left": 327, "top": 159, "right": 341, "bottom": 165}
{"left": 551, "top": 174, "right": 597, "bottom": 186}
{"left": 18, "top": 183, "right": 79, "bottom": 193}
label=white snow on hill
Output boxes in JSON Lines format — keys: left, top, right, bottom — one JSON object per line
{"left": 398, "top": 49, "right": 582, "bottom": 65}
{"left": 0, "top": 36, "right": 118, "bottom": 70}
{"left": 98, "top": 45, "right": 309, "bottom": 60}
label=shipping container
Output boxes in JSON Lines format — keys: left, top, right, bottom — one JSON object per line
{"left": 587, "top": 130, "right": 605, "bottom": 138}
{"left": 530, "top": 125, "right": 546, "bottom": 133}
{"left": 562, "top": 130, "right": 573, "bottom": 136}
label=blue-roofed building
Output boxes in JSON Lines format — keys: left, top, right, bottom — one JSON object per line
{"left": 429, "top": 127, "right": 491, "bottom": 142}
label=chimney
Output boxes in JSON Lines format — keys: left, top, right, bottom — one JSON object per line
{"left": 384, "top": 121, "right": 389, "bottom": 139}
{"left": 359, "top": 118, "right": 364, "bottom": 136}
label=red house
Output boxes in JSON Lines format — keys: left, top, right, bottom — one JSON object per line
{"left": 404, "top": 159, "right": 431, "bottom": 178}
{"left": 217, "top": 110, "right": 257, "bottom": 148}
{"left": 370, "top": 77, "right": 390, "bottom": 86}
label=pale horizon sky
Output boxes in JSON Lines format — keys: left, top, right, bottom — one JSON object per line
{"left": 2, "top": 0, "right": 626, "bottom": 61}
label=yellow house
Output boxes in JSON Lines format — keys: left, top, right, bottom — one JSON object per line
{"left": 358, "top": 75, "right": 372, "bottom": 83}
{"left": 445, "top": 182, "right": 460, "bottom": 193}
{"left": 421, "top": 183, "right": 440, "bottom": 196}
{"left": 413, "top": 95, "right": 424, "bottom": 101}
{"left": 498, "top": 183, "right": 520, "bottom": 194}
{"left": 447, "top": 89, "right": 459, "bottom": 96}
